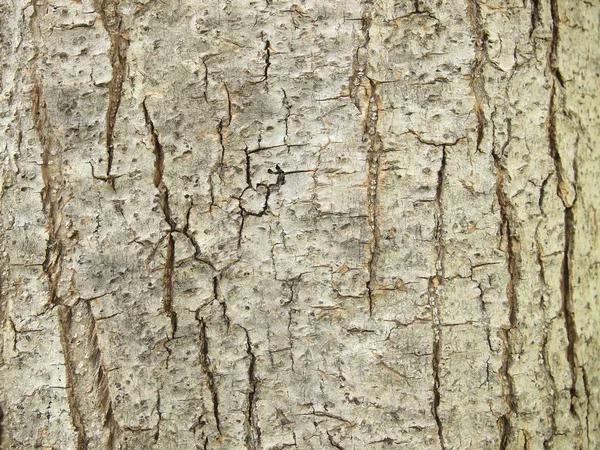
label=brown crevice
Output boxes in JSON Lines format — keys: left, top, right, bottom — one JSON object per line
{"left": 263, "top": 39, "right": 271, "bottom": 82}
{"left": 493, "top": 153, "right": 519, "bottom": 450}
{"left": 282, "top": 88, "right": 291, "bottom": 150}
{"left": 428, "top": 142, "right": 447, "bottom": 450}
{"left": 217, "top": 119, "right": 227, "bottom": 168}
{"left": 213, "top": 276, "right": 230, "bottom": 331}
{"left": 142, "top": 98, "right": 178, "bottom": 338}
{"left": 97, "top": 0, "right": 129, "bottom": 186}
{"left": 351, "top": 1, "right": 383, "bottom": 318}
{"left": 582, "top": 368, "right": 591, "bottom": 446}
{"left": 561, "top": 206, "right": 578, "bottom": 414}
{"left": 31, "top": 75, "right": 65, "bottom": 311}
{"left": 536, "top": 229, "right": 558, "bottom": 449}
{"left": 327, "top": 431, "right": 345, "bottom": 450}
{"left": 529, "top": 0, "right": 540, "bottom": 37}
{"left": 31, "top": 11, "right": 121, "bottom": 447}
{"left": 548, "top": 0, "right": 565, "bottom": 87}
{"left": 541, "top": 326, "right": 558, "bottom": 450}
{"left": 429, "top": 275, "right": 445, "bottom": 450}
{"left": 547, "top": 0, "right": 580, "bottom": 419}
{"left": 57, "top": 306, "right": 87, "bottom": 450}
{"left": 164, "top": 234, "right": 177, "bottom": 338}
{"left": 153, "top": 390, "right": 162, "bottom": 443}
{"left": 466, "top": 0, "right": 489, "bottom": 153}
{"left": 195, "top": 315, "right": 223, "bottom": 436}
{"left": 242, "top": 326, "right": 261, "bottom": 450}
{"left": 86, "top": 301, "right": 122, "bottom": 448}
{"left": 470, "top": 3, "right": 518, "bottom": 445}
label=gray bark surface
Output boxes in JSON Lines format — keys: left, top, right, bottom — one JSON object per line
{"left": 0, "top": 0, "right": 598, "bottom": 449}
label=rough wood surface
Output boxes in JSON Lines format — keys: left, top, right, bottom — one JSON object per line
{"left": 0, "top": 0, "right": 598, "bottom": 449}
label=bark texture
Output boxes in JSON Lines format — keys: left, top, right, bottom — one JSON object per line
{"left": 0, "top": 0, "right": 599, "bottom": 449}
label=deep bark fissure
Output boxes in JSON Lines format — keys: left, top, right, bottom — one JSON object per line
{"left": 365, "top": 80, "right": 382, "bottom": 318}
{"left": 153, "top": 390, "right": 162, "bottom": 442}
{"left": 142, "top": 98, "right": 178, "bottom": 338}
{"left": 351, "top": 0, "right": 383, "bottom": 317}
{"left": 263, "top": 38, "right": 271, "bottom": 83}
{"left": 541, "top": 327, "right": 558, "bottom": 449}
{"left": 537, "top": 228, "right": 558, "bottom": 449}
{"left": 430, "top": 145, "right": 447, "bottom": 450}
{"left": 31, "top": 75, "right": 65, "bottom": 312}
{"left": 242, "top": 326, "right": 261, "bottom": 450}
{"left": 97, "top": 0, "right": 129, "bottom": 185}
{"left": 493, "top": 154, "right": 519, "bottom": 450}
{"left": 195, "top": 315, "right": 223, "bottom": 436}
{"left": 30, "top": 9, "right": 123, "bottom": 446}
{"left": 469, "top": 2, "right": 518, "bottom": 445}
{"left": 466, "top": 0, "right": 488, "bottom": 153}
{"left": 86, "top": 301, "right": 122, "bottom": 448}
{"left": 547, "top": 0, "right": 580, "bottom": 418}
{"left": 57, "top": 306, "right": 87, "bottom": 450}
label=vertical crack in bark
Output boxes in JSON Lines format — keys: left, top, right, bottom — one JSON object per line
{"left": 351, "top": 0, "right": 383, "bottom": 317}
{"left": 0, "top": 405, "right": 3, "bottom": 447}
{"left": 242, "top": 326, "right": 261, "bottom": 450}
{"left": 262, "top": 35, "right": 271, "bottom": 84}
{"left": 212, "top": 275, "right": 230, "bottom": 331}
{"left": 195, "top": 315, "right": 222, "bottom": 436}
{"left": 164, "top": 234, "right": 176, "bottom": 337}
{"left": 529, "top": 0, "right": 540, "bottom": 37}
{"left": 31, "top": 75, "right": 65, "bottom": 311}
{"left": 492, "top": 152, "right": 518, "bottom": 450}
{"left": 541, "top": 325, "right": 558, "bottom": 449}
{"left": 86, "top": 301, "right": 122, "bottom": 448}
{"left": 582, "top": 368, "right": 591, "bottom": 446}
{"left": 31, "top": 10, "right": 121, "bottom": 446}
{"left": 548, "top": 1, "right": 565, "bottom": 88}
{"left": 547, "top": 0, "right": 580, "bottom": 421}
{"left": 429, "top": 146, "right": 446, "bottom": 450}
{"left": 97, "top": 0, "right": 129, "bottom": 186}
{"left": 57, "top": 306, "right": 87, "bottom": 450}
{"left": 469, "top": 2, "right": 518, "bottom": 445}
{"left": 282, "top": 89, "right": 291, "bottom": 151}
{"left": 466, "top": 0, "right": 488, "bottom": 153}
{"left": 561, "top": 206, "right": 578, "bottom": 413}
{"left": 537, "top": 233, "right": 558, "bottom": 449}
{"left": 142, "top": 99, "right": 177, "bottom": 339}
{"left": 153, "top": 390, "right": 162, "bottom": 442}
{"left": 365, "top": 78, "right": 382, "bottom": 318}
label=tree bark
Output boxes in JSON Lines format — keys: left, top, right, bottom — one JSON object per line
{"left": 0, "top": 0, "right": 598, "bottom": 449}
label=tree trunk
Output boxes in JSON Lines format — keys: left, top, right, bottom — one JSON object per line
{"left": 0, "top": 0, "right": 598, "bottom": 448}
